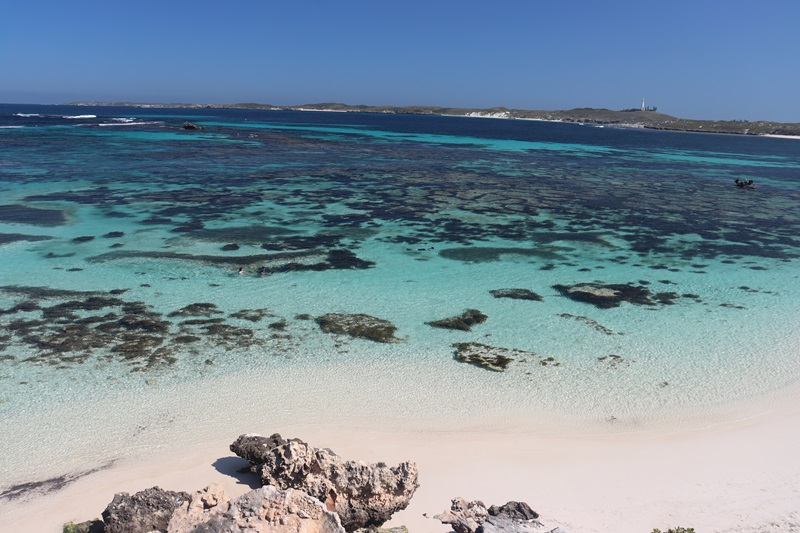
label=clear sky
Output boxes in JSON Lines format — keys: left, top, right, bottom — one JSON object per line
{"left": 2, "top": 0, "right": 799, "bottom": 122}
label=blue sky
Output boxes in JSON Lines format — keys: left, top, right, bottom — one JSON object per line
{"left": 2, "top": 0, "right": 799, "bottom": 121}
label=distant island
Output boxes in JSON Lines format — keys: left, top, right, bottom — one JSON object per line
{"left": 65, "top": 101, "right": 800, "bottom": 137}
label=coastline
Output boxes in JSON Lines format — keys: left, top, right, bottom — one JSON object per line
{"left": 2, "top": 369, "right": 799, "bottom": 533}
{"left": 55, "top": 101, "right": 800, "bottom": 138}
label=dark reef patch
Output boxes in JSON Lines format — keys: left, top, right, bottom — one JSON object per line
{"left": 140, "top": 216, "right": 173, "bottom": 225}
{"left": 553, "top": 283, "right": 663, "bottom": 309}
{"left": 23, "top": 187, "right": 121, "bottom": 206}
{"left": 0, "top": 204, "right": 66, "bottom": 226}
{"left": 229, "top": 308, "right": 275, "bottom": 322}
{"left": 0, "top": 286, "right": 272, "bottom": 372}
{"left": 315, "top": 313, "right": 399, "bottom": 343}
{"left": 451, "top": 342, "right": 557, "bottom": 372}
{"left": 261, "top": 234, "right": 343, "bottom": 251}
{"left": 489, "top": 288, "right": 543, "bottom": 301}
{"left": 453, "top": 342, "right": 513, "bottom": 372}
{"left": 0, "top": 285, "right": 106, "bottom": 299}
{"left": 186, "top": 225, "right": 298, "bottom": 243}
{"left": 0, "top": 233, "right": 53, "bottom": 245}
{"left": 439, "top": 246, "right": 568, "bottom": 263}
{"left": 168, "top": 303, "right": 223, "bottom": 318}
{"left": 427, "top": 309, "right": 488, "bottom": 331}
{"left": 171, "top": 220, "right": 205, "bottom": 233}
{"left": 86, "top": 248, "right": 374, "bottom": 273}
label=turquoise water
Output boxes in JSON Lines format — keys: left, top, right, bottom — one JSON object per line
{"left": 1, "top": 104, "right": 800, "bottom": 486}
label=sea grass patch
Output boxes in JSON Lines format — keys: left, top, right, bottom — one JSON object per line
{"left": 0, "top": 233, "right": 53, "bottom": 245}
{"left": 0, "top": 204, "right": 66, "bottom": 226}
{"left": 0, "top": 286, "right": 271, "bottom": 371}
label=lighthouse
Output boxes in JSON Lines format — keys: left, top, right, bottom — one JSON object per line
{"left": 641, "top": 98, "right": 645, "bottom": 111}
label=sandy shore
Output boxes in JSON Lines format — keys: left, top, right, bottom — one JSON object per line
{"left": 3, "top": 381, "right": 800, "bottom": 533}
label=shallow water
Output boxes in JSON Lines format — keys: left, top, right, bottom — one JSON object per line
{"left": 1, "top": 104, "right": 800, "bottom": 485}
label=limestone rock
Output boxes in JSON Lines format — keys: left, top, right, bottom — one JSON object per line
{"left": 232, "top": 436, "right": 419, "bottom": 532}
{"left": 315, "top": 313, "right": 400, "bottom": 343}
{"left": 168, "top": 484, "right": 345, "bottom": 533}
{"left": 433, "top": 498, "right": 489, "bottom": 533}
{"left": 61, "top": 521, "right": 104, "bottom": 533}
{"left": 488, "top": 501, "right": 539, "bottom": 521}
{"left": 434, "top": 498, "right": 543, "bottom": 533}
{"left": 101, "top": 486, "right": 190, "bottom": 533}
{"left": 229, "top": 433, "right": 289, "bottom": 468}
{"left": 427, "top": 309, "right": 488, "bottom": 331}
{"left": 354, "top": 528, "right": 409, "bottom": 533}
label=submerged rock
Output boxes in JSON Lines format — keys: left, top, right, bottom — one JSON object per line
{"left": 427, "top": 309, "right": 488, "bottom": 331}
{"left": 552, "top": 282, "right": 655, "bottom": 309}
{"left": 230, "top": 434, "right": 419, "bottom": 532}
{"left": 452, "top": 342, "right": 514, "bottom": 372}
{"left": 489, "top": 288, "right": 543, "bottom": 301}
{"left": 316, "top": 313, "right": 400, "bottom": 343}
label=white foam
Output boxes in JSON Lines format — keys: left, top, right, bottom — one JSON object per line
{"left": 13, "top": 113, "right": 40, "bottom": 117}
{"left": 63, "top": 114, "right": 97, "bottom": 119}
{"left": 97, "top": 121, "right": 162, "bottom": 127}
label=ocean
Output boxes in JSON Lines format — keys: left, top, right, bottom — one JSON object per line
{"left": 1, "top": 104, "right": 800, "bottom": 488}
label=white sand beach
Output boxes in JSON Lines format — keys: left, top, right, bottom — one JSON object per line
{"left": 3, "top": 378, "right": 799, "bottom": 533}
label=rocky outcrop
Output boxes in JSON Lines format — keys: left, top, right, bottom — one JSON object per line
{"left": 101, "top": 487, "right": 190, "bottom": 533}
{"left": 229, "top": 433, "right": 289, "bottom": 467}
{"left": 315, "top": 313, "right": 400, "bottom": 343}
{"left": 230, "top": 435, "right": 419, "bottom": 532}
{"left": 427, "top": 309, "right": 488, "bottom": 331}
{"left": 434, "top": 497, "right": 543, "bottom": 533}
{"left": 167, "top": 484, "right": 345, "bottom": 533}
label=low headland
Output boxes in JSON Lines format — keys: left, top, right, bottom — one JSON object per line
{"left": 65, "top": 101, "right": 800, "bottom": 137}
